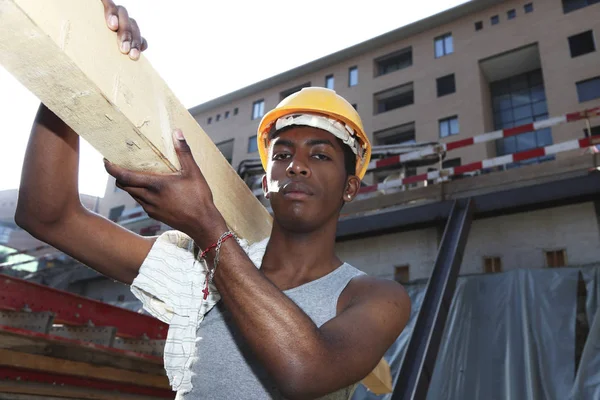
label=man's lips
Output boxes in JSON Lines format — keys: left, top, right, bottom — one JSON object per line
{"left": 281, "top": 182, "right": 313, "bottom": 199}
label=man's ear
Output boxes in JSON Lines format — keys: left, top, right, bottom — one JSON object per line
{"left": 262, "top": 175, "right": 270, "bottom": 199}
{"left": 343, "top": 175, "right": 361, "bottom": 203}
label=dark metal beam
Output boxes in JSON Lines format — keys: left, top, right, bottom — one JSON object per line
{"left": 392, "top": 198, "right": 474, "bottom": 400}
{"left": 337, "top": 172, "right": 600, "bottom": 241}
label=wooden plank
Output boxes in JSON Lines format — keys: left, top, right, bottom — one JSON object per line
{"left": 0, "top": 0, "right": 271, "bottom": 244}
{"left": 0, "top": 0, "right": 390, "bottom": 392}
{"left": 0, "top": 349, "right": 170, "bottom": 389}
{"left": 113, "top": 337, "right": 165, "bottom": 358}
{"left": 0, "top": 326, "right": 165, "bottom": 375}
{"left": 360, "top": 356, "right": 393, "bottom": 395}
{"left": 0, "top": 382, "right": 167, "bottom": 400}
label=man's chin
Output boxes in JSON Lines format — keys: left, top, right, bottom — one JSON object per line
{"left": 274, "top": 212, "right": 321, "bottom": 234}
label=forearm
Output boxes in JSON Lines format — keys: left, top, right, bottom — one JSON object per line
{"left": 191, "top": 226, "right": 328, "bottom": 394}
{"left": 16, "top": 104, "right": 83, "bottom": 227}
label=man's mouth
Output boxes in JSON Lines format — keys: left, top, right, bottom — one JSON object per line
{"left": 281, "top": 182, "right": 313, "bottom": 200}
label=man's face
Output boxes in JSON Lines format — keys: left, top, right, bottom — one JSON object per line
{"left": 263, "top": 126, "right": 355, "bottom": 233}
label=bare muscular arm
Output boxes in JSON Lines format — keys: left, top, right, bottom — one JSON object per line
{"left": 206, "top": 237, "right": 411, "bottom": 399}
{"left": 15, "top": 105, "right": 154, "bottom": 284}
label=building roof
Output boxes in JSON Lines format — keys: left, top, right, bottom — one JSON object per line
{"left": 188, "top": 0, "right": 506, "bottom": 115}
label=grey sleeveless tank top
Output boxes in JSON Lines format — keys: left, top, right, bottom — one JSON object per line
{"left": 182, "top": 263, "right": 365, "bottom": 399}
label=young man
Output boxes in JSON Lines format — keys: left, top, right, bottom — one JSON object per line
{"left": 15, "top": 2, "right": 411, "bottom": 399}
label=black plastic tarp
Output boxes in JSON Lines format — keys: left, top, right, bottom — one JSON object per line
{"left": 353, "top": 266, "right": 600, "bottom": 400}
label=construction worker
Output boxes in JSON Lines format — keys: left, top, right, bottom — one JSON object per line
{"left": 15, "top": 1, "right": 411, "bottom": 398}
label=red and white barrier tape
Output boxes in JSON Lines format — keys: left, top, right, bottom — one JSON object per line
{"left": 360, "top": 137, "right": 596, "bottom": 193}
{"left": 367, "top": 107, "right": 600, "bottom": 171}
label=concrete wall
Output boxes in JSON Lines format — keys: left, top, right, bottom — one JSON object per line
{"left": 336, "top": 202, "right": 600, "bottom": 281}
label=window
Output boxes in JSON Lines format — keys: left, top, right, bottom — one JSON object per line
{"left": 491, "top": 15, "right": 499, "bottom": 25}
{"left": 439, "top": 116, "right": 459, "bottom": 138}
{"left": 207, "top": 117, "right": 212, "bottom": 125}
{"left": 225, "top": 111, "right": 230, "bottom": 119}
{"left": 374, "top": 83, "right": 414, "bottom": 114}
{"left": 576, "top": 76, "right": 600, "bottom": 102}
{"left": 280, "top": 82, "right": 311, "bottom": 101}
{"left": 569, "top": 30, "right": 596, "bottom": 58}
{"left": 584, "top": 125, "right": 600, "bottom": 137}
{"left": 434, "top": 33, "right": 453, "bottom": 58}
{"left": 524, "top": 2, "right": 534, "bottom": 13}
{"left": 442, "top": 158, "right": 461, "bottom": 169}
{"left": 373, "top": 122, "right": 416, "bottom": 146}
{"left": 348, "top": 66, "right": 358, "bottom": 87}
{"left": 234, "top": 107, "right": 239, "bottom": 115}
{"left": 216, "top": 139, "right": 234, "bottom": 164}
{"left": 584, "top": 125, "right": 600, "bottom": 151}
{"left": 394, "top": 265, "right": 409, "bottom": 283}
{"left": 545, "top": 249, "right": 567, "bottom": 268}
{"left": 252, "top": 100, "right": 265, "bottom": 120}
{"left": 248, "top": 135, "right": 258, "bottom": 153}
{"left": 562, "top": 0, "right": 600, "bottom": 14}
{"left": 475, "top": 21, "right": 483, "bottom": 31}
{"left": 507, "top": 9, "right": 516, "bottom": 19}
{"left": 216, "top": 114, "right": 221, "bottom": 122}
{"left": 375, "top": 47, "right": 412, "bottom": 76}
{"left": 108, "top": 205, "right": 124, "bottom": 222}
{"left": 491, "top": 69, "right": 554, "bottom": 167}
{"left": 437, "top": 74, "right": 456, "bottom": 97}
{"left": 325, "top": 75, "right": 334, "bottom": 89}
{"left": 484, "top": 257, "right": 503, "bottom": 273}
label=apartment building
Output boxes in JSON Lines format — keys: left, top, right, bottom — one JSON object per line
{"left": 94, "top": 0, "right": 600, "bottom": 286}
{"left": 189, "top": 0, "right": 599, "bottom": 180}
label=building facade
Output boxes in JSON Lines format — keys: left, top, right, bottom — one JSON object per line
{"left": 189, "top": 0, "right": 599, "bottom": 176}
{"left": 94, "top": 0, "right": 600, "bottom": 288}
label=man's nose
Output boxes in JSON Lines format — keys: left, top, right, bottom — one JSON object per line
{"left": 286, "top": 158, "right": 311, "bottom": 178}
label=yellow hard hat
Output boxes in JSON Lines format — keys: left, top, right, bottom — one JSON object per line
{"left": 257, "top": 87, "right": 372, "bottom": 180}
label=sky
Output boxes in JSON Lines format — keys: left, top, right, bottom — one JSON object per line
{"left": 0, "top": 0, "right": 469, "bottom": 197}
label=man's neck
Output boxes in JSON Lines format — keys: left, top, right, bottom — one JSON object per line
{"left": 260, "top": 219, "right": 342, "bottom": 291}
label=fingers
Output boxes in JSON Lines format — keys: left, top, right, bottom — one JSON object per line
{"left": 172, "top": 130, "right": 201, "bottom": 176}
{"left": 102, "top": 2, "right": 148, "bottom": 60}
{"left": 128, "top": 18, "right": 142, "bottom": 60}
{"left": 104, "top": 160, "right": 158, "bottom": 189}
{"left": 101, "top": 0, "right": 119, "bottom": 31}
{"left": 140, "top": 37, "right": 149, "bottom": 52}
{"left": 116, "top": 182, "right": 155, "bottom": 206}
{"left": 116, "top": 6, "right": 133, "bottom": 54}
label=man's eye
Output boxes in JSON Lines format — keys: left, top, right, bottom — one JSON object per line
{"left": 313, "top": 154, "right": 331, "bottom": 161}
{"left": 273, "top": 153, "right": 290, "bottom": 161}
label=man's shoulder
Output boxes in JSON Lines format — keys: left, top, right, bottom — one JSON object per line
{"left": 340, "top": 271, "right": 410, "bottom": 313}
{"left": 349, "top": 274, "right": 409, "bottom": 298}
